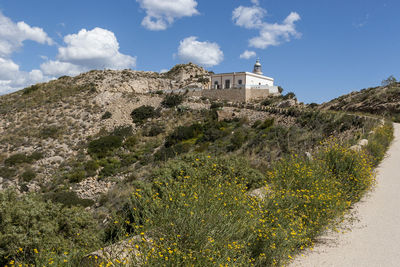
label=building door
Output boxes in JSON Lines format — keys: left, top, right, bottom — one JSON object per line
{"left": 225, "top": 79, "right": 230, "bottom": 89}
{"left": 214, "top": 81, "right": 219, "bottom": 89}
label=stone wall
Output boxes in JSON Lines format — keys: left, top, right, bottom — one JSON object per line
{"left": 246, "top": 89, "right": 271, "bottom": 101}
{"left": 201, "top": 88, "right": 247, "bottom": 102}
{"left": 182, "top": 88, "right": 273, "bottom": 102}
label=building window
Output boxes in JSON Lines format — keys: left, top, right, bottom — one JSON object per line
{"left": 238, "top": 79, "right": 243, "bottom": 85}
{"left": 259, "top": 82, "right": 261, "bottom": 85}
{"left": 225, "top": 79, "right": 231, "bottom": 89}
{"left": 214, "top": 81, "right": 219, "bottom": 89}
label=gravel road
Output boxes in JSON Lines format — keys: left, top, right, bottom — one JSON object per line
{"left": 291, "top": 123, "right": 400, "bottom": 267}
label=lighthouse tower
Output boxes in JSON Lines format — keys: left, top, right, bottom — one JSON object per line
{"left": 253, "top": 58, "right": 263, "bottom": 75}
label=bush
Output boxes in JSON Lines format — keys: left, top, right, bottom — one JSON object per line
{"left": 39, "top": 126, "right": 61, "bottom": 139}
{"left": 161, "top": 94, "right": 183, "bottom": 108}
{"left": 4, "top": 154, "right": 31, "bottom": 166}
{"left": 0, "top": 190, "right": 100, "bottom": 266}
{"left": 165, "top": 123, "right": 203, "bottom": 147}
{"left": 29, "top": 151, "right": 43, "bottom": 161}
{"left": 131, "top": 105, "right": 158, "bottom": 124}
{"left": 84, "top": 160, "right": 99, "bottom": 177}
{"left": 101, "top": 111, "right": 112, "bottom": 120}
{"left": 143, "top": 124, "right": 165, "bottom": 137}
{"left": 99, "top": 158, "right": 121, "bottom": 178}
{"left": 283, "top": 92, "right": 296, "bottom": 100}
{"left": 112, "top": 125, "right": 133, "bottom": 138}
{"left": 210, "top": 102, "right": 223, "bottom": 109}
{"left": 259, "top": 118, "right": 274, "bottom": 130}
{"left": 43, "top": 191, "right": 95, "bottom": 207}
{"left": 123, "top": 136, "right": 138, "bottom": 151}
{"left": 21, "top": 169, "right": 36, "bottom": 182}
{"left": 0, "top": 167, "right": 16, "bottom": 179}
{"left": 22, "top": 84, "right": 40, "bottom": 95}
{"left": 154, "top": 143, "right": 192, "bottom": 161}
{"left": 67, "top": 170, "right": 86, "bottom": 183}
{"left": 88, "top": 135, "right": 123, "bottom": 158}
{"left": 228, "top": 129, "right": 247, "bottom": 151}
{"left": 366, "top": 124, "right": 394, "bottom": 166}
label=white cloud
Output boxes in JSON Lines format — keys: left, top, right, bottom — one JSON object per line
{"left": 240, "top": 50, "right": 256, "bottom": 59}
{"left": 177, "top": 36, "right": 223, "bottom": 67}
{"left": 137, "top": 0, "right": 199, "bottom": 30}
{"left": 57, "top": 28, "right": 136, "bottom": 69}
{"left": 249, "top": 12, "right": 301, "bottom": 49}
{"left": 40, "top": 60, "right": 86, "bottom": 77}
{"left": 0, "top": 11, "right": 53, "bottom": 57}
{"left": 41, "top": 27, "right": 137, "bottom": 77}
{"left": 251, "top": 0, "right": 260, "bottom": 5}
{"left": 233, "top": 4, "right": 301, "bottom": 50}
{"left": 160, "top": 69, "right": 169, "bottom": 73}
{"left": 232, "top": 6, "right": 266, "bottom": 29}
{"left": 0, "top": 12, "right": 53, "bottom": 94}
{"left": 0, "top": 58, "right": 49, "bottom": 94}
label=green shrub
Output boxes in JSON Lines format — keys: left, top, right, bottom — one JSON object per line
{"left": 39, "top": 126, "right": 61, "bottom": 139}
{"left": 84, "top": 160, "right": 99, "bottom": 177}
{"left": 21, "top": 169, "right": 36, "bottom": 182}
{"left": 154, "top": 143, "right": 192, "bottom": 161}
{"left": 0, "top": 190, "right": 100, "bottom": 266}
{"left": 123, "top": 136, "right": 138, "bottom": 151}
{"left": 261, "top": 98, "right": 273, "bottom": 106}
{"left": 228, "top": 129, "right": 247, "bottom": 151}
{"left": 259, "top": 118, "right": 274, "bottom": 130}
{"left": 0, "top": 167, "right": 16, "bottom": 179}
{"left": 283, "top": 92, "right": 296, "bottom": 100}
{"left": 131, "top": 105, "right": 158, "bottom": 124}
{"left": 99, "top": 158, "right": 121, "bottom": 178}
{"left": 161, "top": 94, "right": 183, "bottom": 108}
{"left": 88, "top": 135, "right": 123, "bottom": 158}
{"left": 67, "top": 170, "right": 86, "bottom": 183}
{"left": 165, "top": 123, "right": 203, "bottom": 147}
{"left": 4, "top": 153, "right": 31, "bottom": 166}
{"left": 43, "top": 191, "right": 94, "bottom": 208}
{"left": 366, "top": 124, "right": 394, "bottom": 166}
{"left": 101, "top": 111, "right": 112, "bottom": 120}
{"left": 143, "top": 124, "right": 165, "bottom": 137}
{"left": 29, "top": 151, "right": 44, "bottom": 161}
{"left": 22, "top": 84, "right": 40, "bottom": 95}
{"left": 112, "top": 125, "right": 133, "bottom": 138}
{"left": 210, "top": 102, "right": 223, "bottom": 109}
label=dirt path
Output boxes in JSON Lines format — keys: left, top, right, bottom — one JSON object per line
{"left": 291, "top": 123, "right": 400, "bottom": 267}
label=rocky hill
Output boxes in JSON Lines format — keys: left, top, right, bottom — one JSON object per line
{"left": 320, "top": 82, "right": 400, "bottom": 120}
{"left": 0, "top": 62, "right": 392, "bottom": 266}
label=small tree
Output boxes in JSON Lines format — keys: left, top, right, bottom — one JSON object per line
{"left": 381, "top": 75, "right": 397, "bottom": 87}
{"left": 161, "top": 94, "right": 183, "bottom": 108}
{"left": 130, "top": 105, "right": 158, "bottom": 124}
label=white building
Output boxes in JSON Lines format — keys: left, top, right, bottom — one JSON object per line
{"left": 210, "top": 59, "right": 279, "bottom": 94}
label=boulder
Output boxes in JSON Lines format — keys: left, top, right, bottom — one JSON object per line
{"left": 358, "top": 139, "right": 369, "bottom": 146}
{"left": 350, "top": 145, "right": 362, "bottom": 152}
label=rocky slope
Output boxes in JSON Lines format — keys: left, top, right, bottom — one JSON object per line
{"left": 0, "top": 63, "right": 303, "bottom": 199}
{"left": 320, "top": 82, "right": 400, "bottom": 118}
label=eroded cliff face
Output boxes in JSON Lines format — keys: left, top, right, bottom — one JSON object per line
{"left": 73, "top": 62, "right": 210, "bottom": 94}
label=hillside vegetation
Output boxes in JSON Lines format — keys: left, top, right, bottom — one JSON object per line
{"left": 0, "top": 65, "right": 395, "bottom": 266}
{"left": 320, "top": 81, "right": 400, "bottom": 121}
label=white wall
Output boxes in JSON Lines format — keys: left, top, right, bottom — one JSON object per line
{"left": 211, "top": 73, "right": 247, "bottom": 89}
{"left": 211, "top": 72, "right": 274, "bottom": 89}
{"left": 245, "top": 73, "right": 274, "bottom": 87}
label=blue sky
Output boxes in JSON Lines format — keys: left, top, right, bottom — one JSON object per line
{"left": 0, "top": 0, "right": 399, "bottom": 103}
